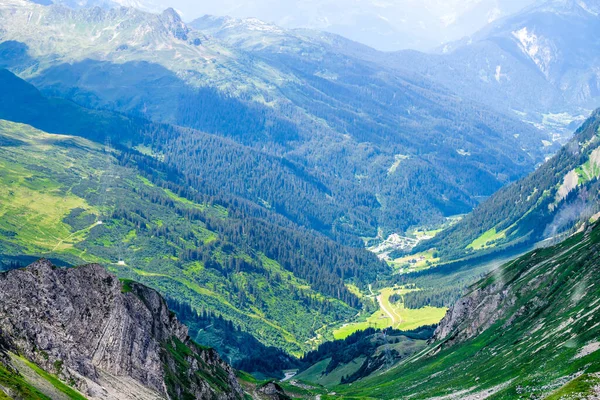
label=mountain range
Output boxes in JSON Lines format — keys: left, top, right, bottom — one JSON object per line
{"left": 33, "top": 0, "right": 539, "bottom": 51}
{"left": 0, "top": 68, "right": 392, "bottom": 366}
{"left": 0, "top": 0, "right": 551, "bottom": 243}
{"left": 1, "top": 0, "right": 600, "bottom": 398}
{"left": 386, "top": 0, "right": 600, "bottom": 133}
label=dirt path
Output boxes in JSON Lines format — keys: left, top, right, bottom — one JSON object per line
{"left": 50, "top": 220, "right": 102, "bottom": 252}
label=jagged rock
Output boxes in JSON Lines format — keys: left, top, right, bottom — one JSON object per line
{"left": 159, "top": 7, "right": 189, "bottom": 40}
{"left": 257, "top": 382, "right": 291, "bottom": 400}
{"left": 434, "top": 284, "right": 512, "bottom": 346}
{"left": 0, "top": 259, "right": 244, "bottom": 399}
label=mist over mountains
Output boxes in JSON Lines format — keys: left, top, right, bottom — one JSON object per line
{"left": 36, "top": 0, "right": 539, "bottom": 51}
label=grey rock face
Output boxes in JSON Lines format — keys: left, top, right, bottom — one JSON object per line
{"left": 257, "top": 382, "right": 291, "bottom": 400}
{"left": 434, "top": 284, "right": 511, "bottom": 346}
{"left": 0, "top": 259, "right": 244, "bottom": 400}
{"left": 159, "top": 7, "right": 189, "bottom": 40}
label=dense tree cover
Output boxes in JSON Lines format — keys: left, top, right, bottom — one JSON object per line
{"left": 417, "top": 110, "right": 600, "bottom": 262}
{"left": 176, "top": 87, "right": 300, "bottom": 145}
{"left": 120, "top": 149, "right": 388, "bottom": 306}
{"left": 168, "top": 65, "right": 539, "bottom": 238}
{"left": 0, "top": 69, "right": 389, "bottom": 306}
{"left": 386, "top": 283, "right": 463, "bottom": 309}
{"left": 401, "top": 287, "right": 464, "bottom": 309}
{"left": 139, "top": 124, "right": 373, "bottom": 245}
{"left": 301, "top": 325, "right": 435, "bottom": 367}
{"left": 301, "top": 327, "right": 378, "bottom": 367}
{"left": 20, "top": 43, "right": 544, "bottom": 241}
{"left": 167, "top": 297, "right": 300, "bottom": 377}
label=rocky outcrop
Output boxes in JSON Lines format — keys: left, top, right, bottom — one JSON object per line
{"left": 0, "top": 259, "right": 244, "bottom": 399}
{"left": 159, "top": 8, "right": 189, "bottom": 41}
{"left": 434, "top": 281, "right": 514, "bottom": 347}
{"left": 257, "top": 382, "right": 291, "bottom": 400}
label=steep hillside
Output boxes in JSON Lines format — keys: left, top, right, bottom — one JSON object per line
{"left": 420, "top": 108, "right": 600, "bottom": 262}
{"left": 0, "top": 116, "right": 389, "bottom": 362}
{"left": 374, "top": 0, "right": 600, "bottom": 139}
{"left": 294, "top": 326, "right": 434, "bottom": 388}
{"left": 0, "top": 259, "right": 244, "bottom": 400}
{"left": 0, "top": 68, "right": 367, "bottom": 246}
{"left": 0, "top": 0, "right": 549, "bottom": 240}
{"left": 343, "top": 222, "right": 600, "bottom": 399}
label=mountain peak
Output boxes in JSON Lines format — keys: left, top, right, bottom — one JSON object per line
{"left": 160, "top": 6, "right": 180, "bottom": 20}
{"left": 191, "top": 13, "right": 285, "bottom": 36}
{"left": 158, "top": 6, "right": 189, "bottom": 40}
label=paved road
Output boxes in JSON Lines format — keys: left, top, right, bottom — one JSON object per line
{"left": 377, "top": 292, "right": 402, "bottom": 328}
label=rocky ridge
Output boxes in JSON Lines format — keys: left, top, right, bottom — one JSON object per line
{"left": 0, "top": 259, "right": 244, "bottom": 400}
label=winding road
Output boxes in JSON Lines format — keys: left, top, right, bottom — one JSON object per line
{"left": 377, "top": 292, "right": 403, "bottom": 328}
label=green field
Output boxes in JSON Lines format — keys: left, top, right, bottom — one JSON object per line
{"left": 333, "top": 286, "right": 446, "bottom": 339}
{"left": 467, "top": 227, "right": 506, "bottom": 250}
{"left": 389, "top": 249, "right": 440, "bottom": 273}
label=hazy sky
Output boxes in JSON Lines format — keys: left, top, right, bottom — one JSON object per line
{"left": 120, "top": 0, "right": 537, "bottom": 51}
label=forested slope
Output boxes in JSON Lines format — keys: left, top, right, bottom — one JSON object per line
{"left": 419, "top": 109, "right": 600, "bottom": 262}
{"left": 0, "top": 68, "right": 392, "bottom": 363}
{"left": 0, "top": 0, "right": 550, "bottom": 242}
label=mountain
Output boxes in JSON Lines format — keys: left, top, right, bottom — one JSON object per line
{"left": 0, "top": 69, "right": 401, "bottom": 368}
{"left": 30, "top": 0, "right": 538, "bottom": 51}
{"left": 340, "top": 221, "right": 600, "bottom": 398}
{"left": 369, "top": 0, "right": 600, "bottom": 140}
{"left": 419, "top": 108, "right": 600, "bottom": 263}
{"left": 0, "top": 259, "right": 244, "bottom": 400}
{"left": 0, "top": 0, "right": 549, "bottom": 244}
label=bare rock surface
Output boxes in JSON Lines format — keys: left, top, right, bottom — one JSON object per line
{"left": 434, "top": 284, "right": 508, "bottom": 346}
{"left": 0, "top": 259, "right": 244, "bottom": 399}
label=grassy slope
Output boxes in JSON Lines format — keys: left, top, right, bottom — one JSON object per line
{"left": 0, "top": 353, "right": 89, "bottom": 400}
{"left": 19, "top": 357, "right": 86, "bottom": 400}
{"left": 0, "top": 362, "right": 51, "bottom": 400}
{"left": 342, "top": 224, "right": 600, "bottom": 399}
{"left": 333, "top": 287, "right": 446, "bottom": 340}
{"left": 0, "top": 120, "right": 352, "bottom": 354}
{"left": 466, "top": 227, "right": 506, "bottom": 250}
{"left": 294, "top": 357, "right": 366, "bottom": 388}
{"left": 0, "top": 122, "right": 97, "bottom": 257}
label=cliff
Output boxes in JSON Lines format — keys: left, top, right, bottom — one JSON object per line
{"left": 0, "top": 259, "right": 244, "bottom": 400}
